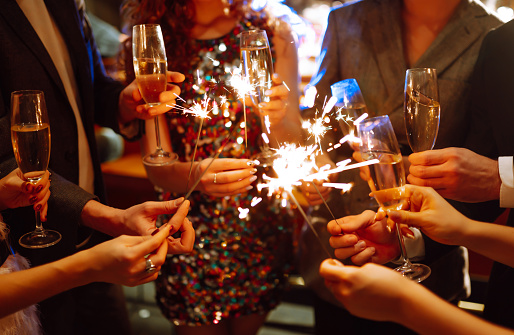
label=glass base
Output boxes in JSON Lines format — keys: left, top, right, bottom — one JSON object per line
{"left": 19, "top": 230, "right": 61, "bottom": 249}
{"left": 394, "top": 262, "right": 431, "bottom": 282}
{"left": 143, "top": 151, "right": 178, "bottom": 167}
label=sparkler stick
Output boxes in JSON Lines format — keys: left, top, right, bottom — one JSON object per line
{"left": 311, "top": 182, "right": 343, "bottom": 228}
{"left": 184, "top": 113, "right": 243, "bottom": 200}
{"left": 186, "top": 117, "right": 204, "bottom": 192}
{"left": 288, "top": 190, "right": 333, "bottom": 259}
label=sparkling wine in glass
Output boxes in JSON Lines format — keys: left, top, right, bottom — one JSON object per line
{"left": 331, "top": 78, "right": 369, "bottom": 137}
{"left": 357, "top": 115, "right": 431, "bottom": 282}
{"left": 404, "top": 68, "right": 440, "bottom": 152}
{"left": 240, "top": 29, "right": 274, "bottom": 157}
{"left": 11, "top": 90, "right": 61, "bottom": 248}
{"left": 133, "top": 24, "right": 177, "bottom": 166}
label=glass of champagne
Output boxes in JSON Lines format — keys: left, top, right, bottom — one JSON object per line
{"left": 357, "top": 115, "right": 431, "bottom": 282}
{"left": 404, "top": 68, "right": 440, "bottom": 152}
{"left": 240, "top": 29, "right": 274, "bottom": 157}
{"left": 133, "top": 24, "right": 177, "bottom": 166}
{"left": 331, "top": 78, "right": 369, "bottom": 137}
{"left": 11, "top": 90, "right": 61, "bottom": 248}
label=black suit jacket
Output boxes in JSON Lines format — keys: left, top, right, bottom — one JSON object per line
{"left": 0, "top": 0, "right": 125, "bottom": 333}
{"left": 465, "top": 19, "right": 514, "bottom": 329}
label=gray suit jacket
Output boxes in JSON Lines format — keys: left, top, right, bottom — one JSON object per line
{"left": 309, "top": 0, "right": 502, "bottom": 149}
{"left": 299, "top": 0, "right": 503, "bottom": 307}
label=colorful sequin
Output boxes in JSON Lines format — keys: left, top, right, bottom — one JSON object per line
{"left": 155, "top": 16, "right": 300, "bottom": 327}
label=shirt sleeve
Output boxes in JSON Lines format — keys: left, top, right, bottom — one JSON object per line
{"left": 499, "top": 156, "right": 514, "bottom": 208}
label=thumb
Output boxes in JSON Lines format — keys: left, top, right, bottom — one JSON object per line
{"left": 167, "top": 200, "right": 190, "bottom": 234}
{"left": 387, "top": 210, "right": 423, "bottom": 228}
{"left": 319, "top": 258, "right": 346, "bottom": 281}
{"left": 132, "top": 224, "right": 173, "bottom": 256}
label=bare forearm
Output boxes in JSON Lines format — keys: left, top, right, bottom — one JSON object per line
{"left": 80, "top": 200, "right": 128, "bottom": 237}
{"left": 0, "top": 252, "right": 92, "bottom": 318}
{"left": 399, "top": 285, "right": 512, "bottom": 335}
{"left": 456, "top": 220, "right": 514, "bottom": 268}
{"left": 145, "top": 161, "right": 198, "bottom": 194}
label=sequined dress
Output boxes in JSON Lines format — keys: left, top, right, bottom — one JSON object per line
{"left": 155, "top": 17, "right": 299, "bottom": 326}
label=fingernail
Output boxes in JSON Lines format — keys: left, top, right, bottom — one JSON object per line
{"left": 258, "top": 102, "right": 267, "bottom": 108}
{"left": 356, "top": 240, "right": 366, "bottom": 250}
{"left": 151, "top": 228, "right": 160, "bottom": 236}
{"left": 250, "top": 168, "right": 257, "bottom": 174}
{"left": 369, "top": 247, "right": 376, "bottom": 254}
{"left": 35, "top": 185, "right": 43, "bottom": 193}
{"left": 245, "top": 186, "right": 253, "bottom": 191}
{"left": 247, "top": 161, "right": 256, "bottom": 167}
{"left": 174, "top": 197, "right": 185, "bottom": 206}
{"left": 249, "top": 176, "right": 257, "bottom": 182}
{"left": 265, "top": 90, "right": 272, "bottom": 95}
{"left": 24, "top": 183, "right": 31, "bottom": 192}
{"left": 29, "top": 196, "right": 38, "bottom": 204}
{"left": 386, "top": 224, "right": 392, "bottom": 233}
{"left": 34, "top": 204, "right": 42, "bottom": 211}
{"left": 405, "top": 231, "right": 415, "bottom": 239}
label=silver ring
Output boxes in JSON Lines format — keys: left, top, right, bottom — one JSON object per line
{"left": 213, "top": 173, "right": 217, "bottom": 184}
{"left": 145, "top": 258, "right": 156, "bottom": 274}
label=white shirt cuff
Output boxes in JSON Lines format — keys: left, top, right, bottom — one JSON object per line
{"left": 499, "top": 156, "right": 514, "bottom": 208}
{"left": 405, "top": 228, "right": 425, "bottom": 261}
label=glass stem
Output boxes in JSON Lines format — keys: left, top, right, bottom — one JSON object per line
{"left": 34, "top": 210, "right": 44, "bottom": 234}
{"left": 154, "top": 116, "right": 163, "bottom": 153}
{"left": 395, "top": 222, "right": 410, "bottom": 265}
{"left": 259, "top": 112, "right": 270, "bottom": 152}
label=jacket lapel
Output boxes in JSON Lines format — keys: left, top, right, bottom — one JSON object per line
{"left": 415, "top": 0, "right": 484, "bottom": 75}
{"left": 368, "top": 0, "right": 406, "bottom": 115}
{"left": 0, "top": 0, "right": 65, "bottom": 97}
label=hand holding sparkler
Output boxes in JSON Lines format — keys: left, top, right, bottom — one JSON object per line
{"left": 191, "top": 158, "right": 257, "bottom": 198}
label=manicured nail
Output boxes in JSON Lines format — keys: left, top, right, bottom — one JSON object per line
{"left": 34, "top": 204, "right": 42, "bottom": 211}
{"left": 29, "top": 196, "right": 38, "bottom": 204}
{"left": 249, "top": 176, "right": 257, "bottom": 183}
{"left": 247, "top": 161, "right": 256, "bottom": 167}
{"left": 151, "top": 228, "right": 160, "bottom": 236}
{"left": 405, "top": 231, "right": 415, "bottom": 239}
{"left": 265, "top": 89, "right": 273, "bottom": 95}
{"left": 250, "top": 168, "right": 257, "bottom": 174}
{"left": 35, "top": 185, "right": 43, "bottom": 193}
{"left": 24, "top": 183, "right": 31, "bottom": 192}
{"left": 356, "top": 240, "right": 366, "bottom": 250}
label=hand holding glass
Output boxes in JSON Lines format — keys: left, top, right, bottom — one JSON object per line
{"left": 133, "top": 24, "right": 177, "bottom": 166}
{"left": 357, "top": 115, "right": 430, "bottom": 282}
{"left": 404, "top": 68, "right": 440, "bottom": 152}
{"left": 11, "top": 90, "right": 61, "bottom": 248}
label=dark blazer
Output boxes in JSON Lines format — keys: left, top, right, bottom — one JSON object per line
{"left": 465, "top": 19, "right": 514, "bottom": 329}
{"left": 0, "top": 0, "right": 126, "bottom": 333}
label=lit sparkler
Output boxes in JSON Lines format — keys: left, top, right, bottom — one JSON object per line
{"left": 173, "top": 94, "right": 214, "bottom": 192}
{"left": 228, "top": 70, "right": 255, "bottom": 149}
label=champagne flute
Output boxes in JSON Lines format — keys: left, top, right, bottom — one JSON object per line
{"left": 133, "top": 24, "right": 177, "bottom": 166}
{"left": 11, "top": 90, "right": 61, "bottom": 248}
{"left": 240, "top": 29, "right": 274, "bottom": 157}
{"left": 357, "top": 115, "right": 431, "bottom": 282}
{"left": 331, "top": 78, "right": 369, "bottom": 137}
{"left": 404, "top": 68, "right": 440, "bottom": 152}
